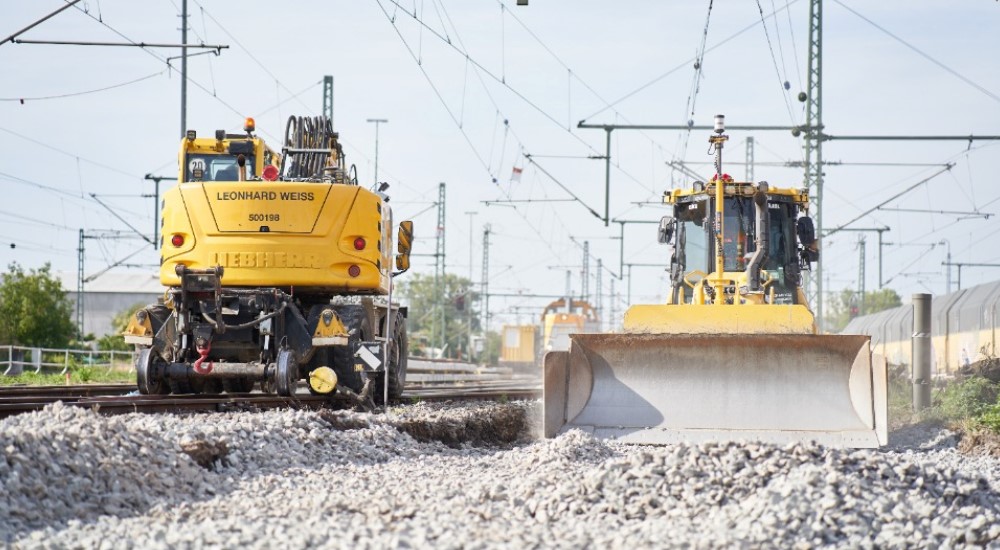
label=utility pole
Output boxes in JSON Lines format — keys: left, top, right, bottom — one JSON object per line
{"left": 596, "top": 258, "right": 603, "bottom": 330}
{"left": 942, "top": 262, "right": 1000, "bottom": 291}
{"left": 322, "top": 76, "right": 334, "bottom": 127}
{"left": 856, "top": 236, "right": 866, "bottom": 316}
{"left": 611, "top": 219, "right": 661, "bottom": 280}
{"left": 77, "top": 229, "right": 85, "bottom": 335}
{"left": 464, "top": 210, "right": 477, "bottom": 361}
{"left": 828, "top": 227, "right": 889, "bottom": 288}
{"left": 745, "top": 136, "right": 755, "bottom": 182}
{"left": 802, "top": 0, "right": 825, "bottom": 331}
{"left": 609, "top": 278, "right": 616, "bottom": 332}
{"left": 939, "top": 239, "right": 951, "bottom": 293}
{"left": 627, "top": 265, "right": 632, "bottom": 304}
{"left": 180, "top": 0, "right": 188, "bottom": 138}
{"left": 582, "top": 241, "right": 590, "bottom": 302}
{"left": 433, "top": 182, "right": 446, "bottom": 353}
{"left": 144, "top": 174, "right": 177, "bottom": 249}
{"left": 482, "top": 225, "right": 491, "bottom": 364}
{"left": 366, "top": 118, "right": 388, "bottom": 186}
{"left": 77, "top": 229, "right": 143, "bottom": 336}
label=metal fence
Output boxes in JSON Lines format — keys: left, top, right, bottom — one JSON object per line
{"left": 1, "top": 346, "right": 136, "bottom": 376}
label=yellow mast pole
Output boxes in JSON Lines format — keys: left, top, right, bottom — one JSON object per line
{"left": 709, "top": 115, "right": 729, "bottom": 306}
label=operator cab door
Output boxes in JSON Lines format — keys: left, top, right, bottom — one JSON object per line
{"left": 672, "top": 199, "right": 710, "bottom": 304}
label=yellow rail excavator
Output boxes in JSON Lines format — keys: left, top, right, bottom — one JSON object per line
{"left": 125, "top": 116, "right": 413, "bottom": 405}
{"left": 544, "top": 116, "right": 888, "bottom": 448}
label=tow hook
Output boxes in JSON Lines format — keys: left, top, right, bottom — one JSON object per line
{"left": 193, "top": 341, "right": 213, "bottom": 374}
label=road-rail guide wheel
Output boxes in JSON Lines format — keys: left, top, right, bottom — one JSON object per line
{"left": 275, "top": 349, "right": 298, "bottom": 396}
{"left": 136, "top": 348, "right": 169, "bottom": 395}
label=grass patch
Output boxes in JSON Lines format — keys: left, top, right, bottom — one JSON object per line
{"left": 937, "top": 376, "right": 999, "bottom": 420}
{"left": 887, "top": 368, "right": 916, "bottom": 429}
{"left": 0, "top": 367, "right": 134, "bottom": 386}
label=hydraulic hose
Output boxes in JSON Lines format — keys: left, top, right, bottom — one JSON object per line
{"left": 200, "top": 302, "right": 287, "bottom": 330}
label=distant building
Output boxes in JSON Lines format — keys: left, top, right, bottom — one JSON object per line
{"left": 57, "top": 272, "right": 164, "bottom": 338}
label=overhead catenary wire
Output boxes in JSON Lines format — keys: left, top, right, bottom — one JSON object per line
{"left": 496, "top": 0, "right": 670, "bottom": 159}
{"left": 675, "top": 0, "right": 715, "bottom": 162}
{"left": 832, "top": 0, "right": 1000, "bottom": 105}
{"left": 0, "top": 69, "right": 166, "bottom": 102}
{"left": 380, "top": 0, "right": 664, "bottom": 279}
{"left": 754, "top": 0, "right": 798, "bottom": 125}
{"left": 0, "top": 126, "right": 141, "bottom": 179}
{"left": 374, "top": 0, "right": 619, "bottom": 280}
{"left": 523, "top": 156, "right": 602, "bottom": 220}
{"left": 66, "top": 2, "right": 248, "bottom": 121}
{"left": 0, "top": 0, "right": 83, "bottom": 46}
{"left": 827, "top": 164, "right": 954, "bottom": 236}
{"left": 579, "top": 0, "right": 801, "bottom": 121}
{"left": 378, "top": 0, "right": 657, "bottom": 197}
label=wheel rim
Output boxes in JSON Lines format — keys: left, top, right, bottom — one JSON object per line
{"left": 136, "top": 348, "right": 165, "bottom": 395}
{"left": 275, "top": 350, "right": 297, "bottom": 396}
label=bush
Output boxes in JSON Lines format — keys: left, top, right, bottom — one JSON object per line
{"left": 937, "top": 376, "right": 999, "bottom": 420}
{"left": 976, "top": 403, "right": 1000, "bottom": 432}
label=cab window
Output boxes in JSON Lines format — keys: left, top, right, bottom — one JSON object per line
{"left": 185, "top": 154, "right": 256, "bottom": 182}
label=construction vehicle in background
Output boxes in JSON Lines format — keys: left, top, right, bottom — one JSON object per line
{"left": 125, "top": 116, "right": 414, "bottom": 405}
{"left": 544, "top": 115, "right": 888, "bottom": 448}
{"left": 542, "top": 298, "right": 600, "bottom": 353}
{"left": 500, "top": 324, "right": 539, "bottom": 373}
{"left": 497, "top": 300, "right": 599, "bottom": 373}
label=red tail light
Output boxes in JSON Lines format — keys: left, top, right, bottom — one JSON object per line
{"left": 171, "top": 234, "right": 184, "bottom": 247}
{"left": 348, "top": 265, "right": 361, "bottom": 277}
{"left": 354, "top": 237, "right": 366, "bottom": 250}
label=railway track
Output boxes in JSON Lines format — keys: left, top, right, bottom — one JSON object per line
{"left": 0, "top": 375, "right": 541, "bottom": 419}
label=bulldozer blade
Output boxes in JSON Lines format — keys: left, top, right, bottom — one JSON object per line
{"left": 544, "top": 333, "right": 888, "bottom": 448}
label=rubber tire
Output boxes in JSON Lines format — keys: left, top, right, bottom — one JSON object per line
{"left": 136, "top": 348, "right": 169, "bottom": 395}
{"left": 385, "top": 312, "right": 408, "bottom": 400}
{"left": 275, "top": 349, "right": 298, "bottom": 396}
{"left": 331, "top": 305, "right": 372, "bottom": 393}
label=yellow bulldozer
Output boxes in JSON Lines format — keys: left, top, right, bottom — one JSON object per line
{"left": 124, "top": 116, "right": 413, "bottom": 405}
{"left": 544, "top": 116, "right": 888, "bottom": 448}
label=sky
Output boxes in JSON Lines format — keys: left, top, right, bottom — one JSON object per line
{"left": 2, "top": 0, "right": 999, "bottom": 329}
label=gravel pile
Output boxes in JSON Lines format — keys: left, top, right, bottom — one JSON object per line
{"left": 3, "top": 401, "right": 1000, "bottom": 548}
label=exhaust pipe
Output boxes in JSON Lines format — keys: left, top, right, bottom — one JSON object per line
{"left": 745, "top": 183, "right": 769, "bottom": 292}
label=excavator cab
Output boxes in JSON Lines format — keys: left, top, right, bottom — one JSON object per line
{"left": 666, "top": 191, "right": 803, "bottom": 306}
{"left": 544, "top": 115, "right": 888, "bottom": 448}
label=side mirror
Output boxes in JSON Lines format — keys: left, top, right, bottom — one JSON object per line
{"left": 796, "top": 216, "right": 816, "bottom": 246}
{"left": 658, "top": 216, "right": 676, "bottom": 244}
{"left": 796, "top": 216, "right": 819, "bottom": 264}
{"left": 395, "top": 220, "right": 413, "bottom": 273}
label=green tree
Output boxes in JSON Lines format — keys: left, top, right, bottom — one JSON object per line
{"left": 0, "top": 263, "right": 77, "bottom": 347}
{"left": 397, "top": 272, "right": 480, "bottom": 360}
{"left": 96, "top": 302, "right": 147, "bottom": 351}
{"left": 826, "top": 287, "right": 902, "bottom": 333}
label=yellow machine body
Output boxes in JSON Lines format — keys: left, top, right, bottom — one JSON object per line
{"left": 163, "top": 125, "right": 390, "bottom": 292}
{"left": 160, "top": 182, "right": 391, "bottom": 292}
{"left": 127, "top": 116, "right": 413, "bottom": 402}
{"left": 544, "top": 127, "right": 887, "bottom": 448}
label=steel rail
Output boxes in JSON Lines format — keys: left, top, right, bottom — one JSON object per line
{"left": 0, "top": 379, "right": 541, "bottom": 419}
